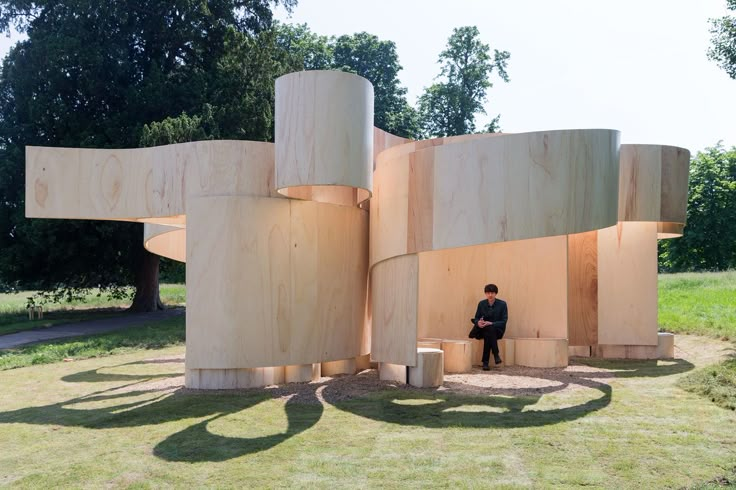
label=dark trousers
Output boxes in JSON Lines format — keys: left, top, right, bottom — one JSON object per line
{"left": 482, "top": 326, "right": 505, "bottom": 364}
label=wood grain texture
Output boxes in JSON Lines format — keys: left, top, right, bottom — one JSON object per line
{"left": 275, "top": 71, "right": 373, "bottom": 205}
{"left": 185, "top": 366, "right": 285, "bottom": 389}
{"left": 567, "top": 230, "right": 598, "bottom": 346}
{"left": 186, "top": 196, "right": 368, "bottom": 369}
{"left": 144, "top": 223, "right": 186, "bottom": 263}
{"left": 440, "top": 340, "right": 472, "bottom": 373}
{"left": 416, "top": 236, "right": 568, "bottom": 342}
{"left": 370, "top": 254, "right": 419, "bottom": 366}
{"left": 409, "top": 348, "right": 444, "bottom": 387}
{"left": 370, "top": 129, "right": 620, "bottom": 268}
{"left": 618, "top": 144, "right": 690, "bottom": 227}
{"left": 285, "top": 364, "right": 321, "bottom": 383}
{"left": 593, "top": 333, "right": 674, "bottom": 359}
{"left": 514, "top": 338, "right": 568, "bottom": 368}
{"left": 597, "top": 221, "right": 658, "bottom": 346}
{"left": 26, "top": 140, "right": 277, "bottom": 221}
{"left": 378, "top": 362, "right": 406, "bottom": 384}
{"left": 321, "top": 359, "right": 357, "bottom": 376}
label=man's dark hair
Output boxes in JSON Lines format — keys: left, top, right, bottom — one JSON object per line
{"left": 484, "top": 284, "right": 498, "bottom": 293}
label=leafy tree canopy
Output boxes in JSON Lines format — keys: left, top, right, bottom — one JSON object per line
{"left": 659, "top": 144, "right": 736, "bottom": 271}
{"left": 418, "top": 26, "right": 509, "bottom": 138}
{"left": 709, "top": 0, "right": 736, "bottom": 78}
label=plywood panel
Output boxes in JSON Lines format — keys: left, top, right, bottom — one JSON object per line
{"left": 416, "top": 235, "right": 568, "bottom": 342}
{"left": 290, "top": 201, "right": 368, "bottom": 364}
{"left": 187, "top": 196, "right": 368, "bottom": 369}
{"left": 618, "top": 145, "right": 662, "bottom": 222}
{"left": 275, "top": 71, "right": 373, "bottom": 203}
{"left": 370, "top": 156, "right": 410, "bottom": 266}
{"left": 371, "top": 254, "right": 418, "bottom": 366}
{"left": 144, "top": 223, "right": 186, "bottom": 263}
{"left": 598, "top": 221, "right": 658, "bottom": 345}
{"left": 659, "top": 146, "right": 691, "bottom": 224}
{"left": 567, "top": 230, "right": 598, "bottom": 346}
{"left": 515, "top": 338, "right": 568, "bottom": 368}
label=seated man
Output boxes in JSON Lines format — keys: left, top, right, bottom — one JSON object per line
{"left": 473, "top": 283, "right": 508, "bottom": 370}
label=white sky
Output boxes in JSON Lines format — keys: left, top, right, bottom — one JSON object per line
{"left": 1, "top": 1, "right": 733, "bottom": 154}
{"left": 275, "top": 0, "right": 736, "bottom": 154}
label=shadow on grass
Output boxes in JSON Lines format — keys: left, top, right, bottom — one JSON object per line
{"left": 321, "top": 358, "right": 695, "bottom": 429}
{"left": 0, "top": 357, "right": 695, "bottom": 462}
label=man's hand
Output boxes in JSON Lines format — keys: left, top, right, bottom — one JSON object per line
{"left": 478, "top": 319, "right": 490, "bottom": 327}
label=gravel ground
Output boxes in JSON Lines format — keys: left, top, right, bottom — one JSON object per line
{"left": 129, "top": 334, "right": 733, "bottom": 405}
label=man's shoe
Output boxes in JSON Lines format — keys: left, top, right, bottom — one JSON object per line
{"left": 494, "top": 355, "right": 502, "bottom": 365}
{"left": 482, "top": 364, "right": 490, "bottom": 371}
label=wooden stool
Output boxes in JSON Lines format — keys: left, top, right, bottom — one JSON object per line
{"left": 321, "top": 358, "right": 357, "bottom": 376}
{"left": 440, "top": 339, "right": 472, "bottom": 373}
{"left": 379, "top": 348, "right": 444, "bottom": 388}
{"left": 656, "top": 332, "right": 675, "bottom": 358}
{"left": 285, "top": 363, "right": 321, "bottom": 383}
{"left": 355, "top": 354, "right": 371, "bottom": 371}
{"left": 514, "top": 338, "right": 568, "bottom": 368}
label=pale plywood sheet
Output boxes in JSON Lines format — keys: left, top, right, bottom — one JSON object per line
{"left": 416, "top": 235, "right": 568, "bottom": 342}
{"left": 567, "top": 230, "right": 598, "bottom": 346}
{"left": 186, "top": 196, "right": 291, "bottom": 369}
{"left": 275, "top": 71, "right": 373, "bottom": 200}
{"left": 144, "top": 223, "right": 186, "bottom": 263}
{"left": 371, "top": 254, "right": 419, "bottom": 366}
{"left": 26, "top": 140, "right": 277, "bottom": 221}
{"left": 659, "top": 146, "right": 691, "bottom": 224}
{"left": 290, "top": 201, "right": 368, "bottom": 364}
{"left": 370, "top": 155, "right": 410, "bottom": 266}
{"left": 618, "top": 145, "right": 662, "bottom": 222}
{"left": 597, "top": 221, "right": 659, "bottom": 346}
{"left": 431, "top": 130, "right": 620, "bottom": 251}
{"left": 187, "top": 196, "right": 369, "bottom": 369}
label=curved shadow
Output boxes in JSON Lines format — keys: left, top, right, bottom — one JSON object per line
{"left": 322, "top": 370, "right": 613, "bottom": 429}
{"left": 61, "top": 360, "right": 183, "bottom": 384}
{"left": 571, "top": 358, "right": 695, "bottom": 378}
{"left": 153, "top": 390, "right": 324, "bottom": 462}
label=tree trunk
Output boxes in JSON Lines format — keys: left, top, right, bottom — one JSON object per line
{"left": 129, "top": 247, "right": 164, "bottom": 312}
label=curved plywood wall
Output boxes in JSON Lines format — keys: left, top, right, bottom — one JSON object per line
{"left": 369, "top": 129, "right": 620, "bottom": 365}
{"left": 144, "top": 223, "right": 186, "bottom": 263}
{"left": 618, "top": 144, "right": 690, "bottom": 237}
{"left": 25, "top": 69, "right": 692, "bottom": 381}
{"left": 370, "top": 129, "right": 620, "bottom": 268}
{"left": 275, "top": 70, "right": 374, "bottom": 206}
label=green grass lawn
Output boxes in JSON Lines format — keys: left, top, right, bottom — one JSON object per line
{"left": 658, "top": 270, "right": 736, "bottom": 340}
{"left": 0, "top": 335, "right": 734, "bottom": 488}
{"left": 0, "top": 284, "right": 185, "bottom": 336}
{"left": 0, "top": 275, "right": 734, "bottom": 487}
{"left": 0, "top": 315, "right": 185, "bottom": 371}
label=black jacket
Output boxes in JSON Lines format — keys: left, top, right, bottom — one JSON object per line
{"left": 473, "top": 298, "right": 508, "bottom": 331}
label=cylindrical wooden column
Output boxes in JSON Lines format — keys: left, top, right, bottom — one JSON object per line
{"left": 275, "top": 70, "right": 374, "bottom": 205}
{"left": 321, "top": 358, "right": 357, "bottom": 376}
{"left": 285, "top": 363, "right": 321, "bottom": 383}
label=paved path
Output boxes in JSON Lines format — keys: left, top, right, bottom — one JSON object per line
{"left": 0, "top": 308, "right": 185, "bottom": 350}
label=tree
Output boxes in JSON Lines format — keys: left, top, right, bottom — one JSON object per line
{"left": 708, "top": 0, "right": 736, "bottom": 78}
{"left": 418, "top": 26, "right": 509, "bottom": 138}
{"left": 0, "top": 0, "right": 294, "bottom": 310}
{"left": 275, "top": 25, "right": 418, "bottom": 138}
{"left": 659, "top": 145, "right": 736, "bottom": 271}
{"left": 332, "top": 32, "right": 418, "bottom": 138}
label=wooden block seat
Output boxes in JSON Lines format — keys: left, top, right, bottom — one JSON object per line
{"left": 285, "top": 363, "right": 321, "bottom": 383}
{"left": 594, "top": 332, "right": 675, "bottom": 359}
{"left": 321, "top": 358, "right": 357, "bottom": 376}
{"left": 471, "top": 338, "right": 515, "bottom": 367}
{"left": 379, "top": 348, "right": 444, "bottom": 388}
{"left": 440, "top": 339, "right": 473, "bottom": 373}
{"left": 514, "top": 338, "right": 568, "bottom": 368}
